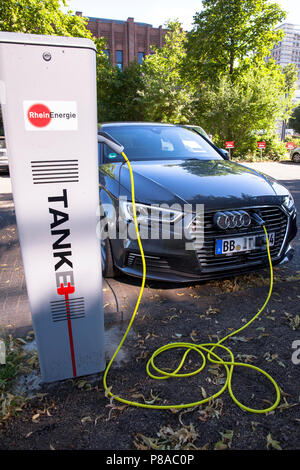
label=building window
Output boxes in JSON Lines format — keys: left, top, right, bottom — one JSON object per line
{"left": 138, "top": 52, "right": 145, "bottom": 64}
{"left": 104, "top": 49, "right": 110, "bottom": 61}
{"left": 116, "top": 50, "right": 123, "bottom": 71}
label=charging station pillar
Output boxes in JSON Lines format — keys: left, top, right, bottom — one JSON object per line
{"left": 0, "top": 32, "right": 105, "bottom": 382}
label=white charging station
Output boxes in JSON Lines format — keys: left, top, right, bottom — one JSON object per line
{"left": 0, "top": 32, "right": 105, "bottom": 382}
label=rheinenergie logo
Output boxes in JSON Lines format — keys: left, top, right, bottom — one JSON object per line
{"left": 27, "top": 103, "right": 76, "bottom": 127}
{"left": 24, "top": 100, "right": 78, "bottom": 131}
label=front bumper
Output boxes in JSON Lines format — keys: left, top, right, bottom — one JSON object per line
{"left": 112, "top": 205, "right": 297, "bottom": 282}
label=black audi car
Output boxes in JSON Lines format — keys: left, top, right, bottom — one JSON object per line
{"left": 98, "top": 122, "right": 297, "bottom": 282}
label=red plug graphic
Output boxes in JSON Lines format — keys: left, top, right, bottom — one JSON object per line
{"left": 56, "top": 282, "right": 77, "bottom": 377}
{"left": 57, "top": 282, "right": 75, "bottom": 297}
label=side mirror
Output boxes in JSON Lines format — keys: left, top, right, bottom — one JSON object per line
{"left": 219, "top": 148, "right": 229, "bottom": 160}
{"left": 98, "top": 131, "right": 124, "bottom": 155}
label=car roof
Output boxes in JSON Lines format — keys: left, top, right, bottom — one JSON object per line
{"left": 100, "top": 122, "right": 175, "bottom": 127}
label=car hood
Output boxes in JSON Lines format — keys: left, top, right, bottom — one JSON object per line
{"left": 100, "top": 159, "right": 288, "bottom": 210}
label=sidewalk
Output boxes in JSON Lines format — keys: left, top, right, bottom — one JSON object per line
{"left": 0, "top": 177, "right": 31, "bottom": 336}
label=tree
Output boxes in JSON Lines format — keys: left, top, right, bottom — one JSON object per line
{"left": 289, "top": 104, "right": 300, "bottom": 134}
{"left": 0, "top": 0, "right": 108, "bottom": 123}
{"left": 0, "top": 0, "right": 92, "bottom": 38}
{"left": 187, "top": 0, "right": 286, "bottom": 81}
{"left": 97, "top": 60, "right": 145, "bottom": 123}
{"left": 191, "top": 62, "right": 289, "bottom": 155}
{"left": 137, "top": 21, "right": 193, "bottom": 123}
{"left": 279, "top": 64, "right": 299, "bottom": 139}
{"left": 184, "top": 0, "right": 297, "bottom": 158}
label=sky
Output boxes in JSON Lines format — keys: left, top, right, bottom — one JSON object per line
{"left": 63, "top": 0, "right": 300, "bottom": 31}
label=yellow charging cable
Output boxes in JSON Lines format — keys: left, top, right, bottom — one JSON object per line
{"left": 103, "top": 151, "right": 281, "bottom": 413}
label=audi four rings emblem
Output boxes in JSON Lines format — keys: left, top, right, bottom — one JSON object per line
{"left": 214, "top": 210, "right": 252, "bottom": 229}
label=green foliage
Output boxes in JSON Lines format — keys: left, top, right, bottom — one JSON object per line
{"left": 0, "top": 334, "right": 39, "bottom": 422}
{"left": 285, "top": 136, "right": 300, "bottom": 148}
{"left": 232, "top": 138, "right": 288, "bottom": 162}
{"left": 289, "top": 103, "right": 300, "bottom": 134}
{"left": 187, "top": 0, "right": 286, "bottom": 81}
{"left": 186, "top": 0, "right": 298, "bottom": 160}
{"left": 0, "top": 0, "right": 107, "bottom": 58}
{"left": 281, "top": 64, "right": 299, "bottom": 124}
{"left": 0, "top": 337, "right": 25, "bottom": 390}
{"left": 261, "top": 135, "right": 287, "bottom": 160}
{"left": 183, "top": 0, "right": 296, "bottom": 161}
{"left": 0, "top": 0, "right": 108, "bottom": 62}
{"left": 0, "top": 0, "right": 108, "bottom": 122}
{"left": 98, "top": 21, "right": 194, "bottom": 124}
{"left": 137, "top": 21, "right": 193, "bottom": 123}
{"left": 191, "top": 64, "right": 289, "bottom": 155}
{"left": 97, "top": 60, "right": 144, "bottom": 123}
{"left": 0, "top": 0, "right": 92, "bottom": 37}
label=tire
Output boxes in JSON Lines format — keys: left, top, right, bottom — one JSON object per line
{"left": 101, "top": 237, "right": 116, "bottom": 278}
{"left": 292, "top": 152, "right": 300, "bottom": 163}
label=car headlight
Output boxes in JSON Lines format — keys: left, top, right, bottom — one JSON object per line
{"left": 283, "top": 194, "right": 295, "bottom": 213}
{"left": 119, "top": 200, "right": 183, "bottom": 224}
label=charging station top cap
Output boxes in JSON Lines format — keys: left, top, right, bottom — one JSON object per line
{"left": 0, "top": 31, "right": 96, "bottom": 51}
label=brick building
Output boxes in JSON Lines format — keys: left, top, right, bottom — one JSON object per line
{"left": 76, "top": 13, "right": 168, "bottom": 70}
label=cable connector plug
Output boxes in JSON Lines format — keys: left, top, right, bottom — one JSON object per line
{"left": 251, "top": 212, "right": 265, "bottom": 226}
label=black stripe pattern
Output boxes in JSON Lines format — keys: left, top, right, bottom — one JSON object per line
{"left": 31, "top": 159, "right": 79, "bottom": 184}
{"left": 50, "top": 297, "right": 85, "bottom": 322}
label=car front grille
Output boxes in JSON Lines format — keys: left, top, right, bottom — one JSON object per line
{"left": 190, "top": 206, "right": 288, "bottom": 273}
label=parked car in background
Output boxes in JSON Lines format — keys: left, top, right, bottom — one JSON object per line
{"left": 0, "top": 137, "right": 8, "bottom": 172}
{"left": 291, "top": 147, "right": 300, "bottom": 163}
{"left": 98, "top": 122, "right": 297, "bottom": 282}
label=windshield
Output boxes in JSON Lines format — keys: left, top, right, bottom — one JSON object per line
{"left": 101, "top": 125, "right": 222, "bottom": 163}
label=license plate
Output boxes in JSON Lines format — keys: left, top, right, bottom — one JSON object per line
{"left": 215, "top": 233, "right": 275, "bottom": 255}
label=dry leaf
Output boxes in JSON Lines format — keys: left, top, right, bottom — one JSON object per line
{"left": 81, "top": 416, "right": 92, "bottom": 424}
